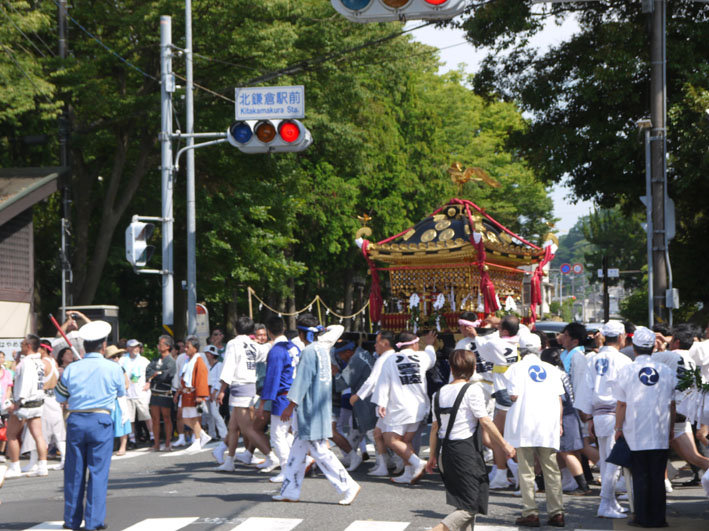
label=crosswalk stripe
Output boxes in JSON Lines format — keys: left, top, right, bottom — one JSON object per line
{"left": 230, "top": 517, "right": 303, "bottom": 530}
{"left": 122, "top": 517, "right": 200, "bottom": 531}
{"left": 344, "top": 522, "right": 409, "bottom": 531}
{"left": 25, "top": 522, "right": 70, "bottom": 530}
{"left": 111, "top": 448, "right": 152, "bottom": 461}
{"left": 160, "top": 442, "right": 218, "bottom": 458}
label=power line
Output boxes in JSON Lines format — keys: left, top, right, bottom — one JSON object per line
{"left": 4, "top": 1, "right": 56, "bottom": 57}
{"left": 0, "top": 44, "right": 54, "bottom": 104}
{"left": 0, "top": 4, "right": 48, "bottom": 58}
{"left": 50, "top": 0, "right": 158, "bottom": 81}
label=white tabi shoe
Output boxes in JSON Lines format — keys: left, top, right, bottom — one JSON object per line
{"left": 489, "top": 468, "right": 512, "bottom": 490}
{"left": 338, "top": 484, "right": 361, "bottom": 505}
{"left": 173, "top": 435, "right": 187, "bottom": 448}
{"left": 701, "top": 468, "right": 709, "bottom": 498}
{"left": 391, "top": 455, "right": 405, "bottom": 475}
{"left": 235, "top": 450, "right": 253, "bottom": 465}
{"left": 272, "top": 494, "right": 299, "bottom": 503}
{"left": 185, "top": 440, "right": 202, "bottom": 455}
{"left": 347, "top": 451, "right": 363, "bottom": 472}
{"left": 597, "top": 499, "right": 627, "bottom": 519}
{"left": 391, "top": 465, "right": 414, "bottom": 484}
{"left": 259, "top": 454, "right": 280, "bottom": 474}
{"left": 368, "top": 455, "right": 389, "bottom": 477}
{"left": 4, "top": 464, "right": 22, "bottom": 479}
{"left": 269, "top": 473, "right": 285, "bottom": 483}
{"left": 612, "top": 497, "right": 627, "bottom": 513}
{"left": 212, "top": 442, "right": 227, "bottom": 464}
{"left": 27, "top": 464, "right": 48, "bottom": 477}
{"left": 199, "top": 432, "right": 212, "bottom": 448}
{"left": 216, "top": 455, "right": 235, "bottom": 472}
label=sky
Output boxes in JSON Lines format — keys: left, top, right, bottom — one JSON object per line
{"left": 407, "top": 13, "right": 595, "bottom": 235}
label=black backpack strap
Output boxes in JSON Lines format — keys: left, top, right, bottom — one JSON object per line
{"left": 442, "top": 382, "right": 473, "bottom": 441}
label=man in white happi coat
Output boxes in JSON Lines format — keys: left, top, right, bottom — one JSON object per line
{"left": 612, "top": 326, "right": 676, "bottom": 528}
{"left": 217, "top": 316, "right": 276, "bottom": 471}
{"left": 372, "top": 330, "right": 437, "bottom": 485}
{"left": 580, "top": 320, "right": 631, "bottom": 518}
{"left": 504, "top": 334, "right": 566, "bottom": 528}
{"left": 349, "top": 330, "right": 396, "bottom": 476}
{"left": 472, "top": 315, "right": 521, "bottom": 489}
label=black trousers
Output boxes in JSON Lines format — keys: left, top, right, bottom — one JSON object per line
{"left": 630, "top": 449, "right": 668, "bottom": 527}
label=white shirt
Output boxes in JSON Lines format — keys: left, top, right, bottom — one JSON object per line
{"left": 652, "top": 349, "right": 694, "bottom": 403}
{"left": 172, "top": 352, "right": 188, "bottom": 390}
{"left": 208, "top": 361, "right": 223, "bottom": 390}
{"left": 474, "top": 332, "right": 519, "bottom": 392}
{"left": 434, "top": 381, "right": 489, "bottom": 440}
{"left": 355, "top": 348, "right": 395, "bottom": 401}
{"left": 582, "top": 345, "right": 632, "bottom": 415}
{"left": 372, "top": 346, "right": 436, "bottom": 426}
{"left": 687, "top": 340, "right": 709, "bottom": 383}
{"left": 119, "top": 353, "right": 150, "bottom": 399}
{"left": 503, "top": 354, "right": 564, "bottom": 449}
{"left": 454, "top": 336, "right": 493, "bottom": 383}
{"left": 13, "top": 353, "right": 45, "bottom": 403}
{"left": 612, "top": 354, "right": 676, "bottom": 451}
{"left": 219, "top": 335, "right": 268, "bottom": 386}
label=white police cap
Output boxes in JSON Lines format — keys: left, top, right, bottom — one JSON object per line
{"left": 632, "top": 326, "right": 656, "bottom": 349}
{"left": 520, "top": 333, "right": 542, "bottom": 351}
{"left": 601, "top": 320, "right": 625, "bottom": 337}
{"left": 78, "top": 320, "right": 112, "bottom": 342}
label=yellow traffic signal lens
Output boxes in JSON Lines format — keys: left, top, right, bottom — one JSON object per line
{"left": 382, "top": 0, "right": 410, "bottom": 7}
{"left": 255, "top": 121, "right": 276, "bottom": 143}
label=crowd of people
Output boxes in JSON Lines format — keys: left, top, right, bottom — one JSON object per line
{"left": 1, "top": 310, "right": 708, "bottom": 530}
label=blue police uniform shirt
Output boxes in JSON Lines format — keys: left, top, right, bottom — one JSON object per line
{"left": 55, "top": 352, "right": 126, "bottom": 410}
{"left": 260, "top": 338, "right": 300, "bottom": 416}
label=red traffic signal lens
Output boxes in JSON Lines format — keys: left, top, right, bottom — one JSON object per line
{"left": 255, "top": 121, "right": 276, "bottom": 143}
{"left": 382, "top": 0, "right": 409, "bottom": 7}
{"left": 279, "top": 121, "right": 301, "bottom": 143}
{"left": 424, "top": 0, "right": 448, "bottom": 5}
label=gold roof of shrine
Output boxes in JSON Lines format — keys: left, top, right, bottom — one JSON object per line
{"left": 362, "top": 202, "right": 543, "bottom": 268}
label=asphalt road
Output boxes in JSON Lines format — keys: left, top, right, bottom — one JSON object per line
{"left": 1, "top": 441, "right": 707, "bottom": 531}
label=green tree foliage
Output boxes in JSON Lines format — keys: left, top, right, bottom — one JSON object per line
{"left": 583, "top": 208, "right": 646, "bottom": 289}
{"left": 2, "top": 0, "right": 554, "bottom": 338}
{"left": 461, "top": 0, "right": 709, "bottom": 309}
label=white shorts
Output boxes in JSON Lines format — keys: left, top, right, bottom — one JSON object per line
{"left": 381, "top": 421, "right": 419, "bottom": 436}
{"left": 126, "top": 397, "right": 151, "bottom": 422}
{"left": 229, "top": 396, "right": 252, "bottom": 408}
{"left": 672, "top": 421, "right": 692, "bottom": 440}
{"left": 182, "top": 406, "right": 200, "bottom": 419}
{"left": 15, "top": 406, "right": 43, "bottom": 420}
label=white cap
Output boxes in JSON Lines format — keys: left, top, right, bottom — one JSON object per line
{"left": 601, "top": 320, "right": 625, "bottom": 337}
{"left": 520, "top": 333, "right": 542, "bottom": 351}
{"left": 632, "top": 326, "right": 656, "bottom": 349}
{"left": 204, "top": 345, "right": 219, "bottom": 357}
{"left": 126, "top": 339, "right": 141, "bottom": 348}
{"left": 78, "top": 320, "right": 112, "bottom": 343}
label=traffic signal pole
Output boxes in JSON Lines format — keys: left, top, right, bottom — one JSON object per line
{"left": 160, "top": 16, "right": 175, "bottom": 327}
{"left": 185, "top": 0, "right": 197, "bottom": 336}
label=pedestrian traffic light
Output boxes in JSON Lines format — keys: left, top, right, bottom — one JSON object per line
{"left": 125, "top": 221, "right": 155, "bottom": 267}
{"left": 226, "top": 119, "right": 312, "bottom": 154}
{"left": 331, "top": 0, "right": 467, "bottom": 23}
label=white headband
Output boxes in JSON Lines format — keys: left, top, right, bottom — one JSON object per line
{"left": 458, "top": 318, "right": 481, "bottom": 328}
{"left": 396, "top": 337, "right": 420, "bottom": 349}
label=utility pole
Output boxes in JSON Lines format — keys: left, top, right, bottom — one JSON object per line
{"left": 185, "top": 0, "right": 197, "bottom": 335}
{"left": 58, "top": 0, "right": 72, "bottom": 322}
{"left": 160, "top": 16, "right": 175, "bottom": 328}
{"left": 649, "top": 0, "right": 669, "bottom": 324}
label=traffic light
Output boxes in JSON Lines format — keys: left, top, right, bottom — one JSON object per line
{"left": 226, "top": 119, "right": 312, "bottom": 154}
{"left": 331, "top": 0, "right": 467, "bottom": 23}
{"left": 125, "top": 221, "right": 155, "bottom": 267}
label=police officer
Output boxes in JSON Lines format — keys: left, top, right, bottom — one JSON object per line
{"left": 613, "top": 326, "right": 676, "bottom": 528}
{"left": 55, "top": 321, "right": 125, "bottom": 531}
